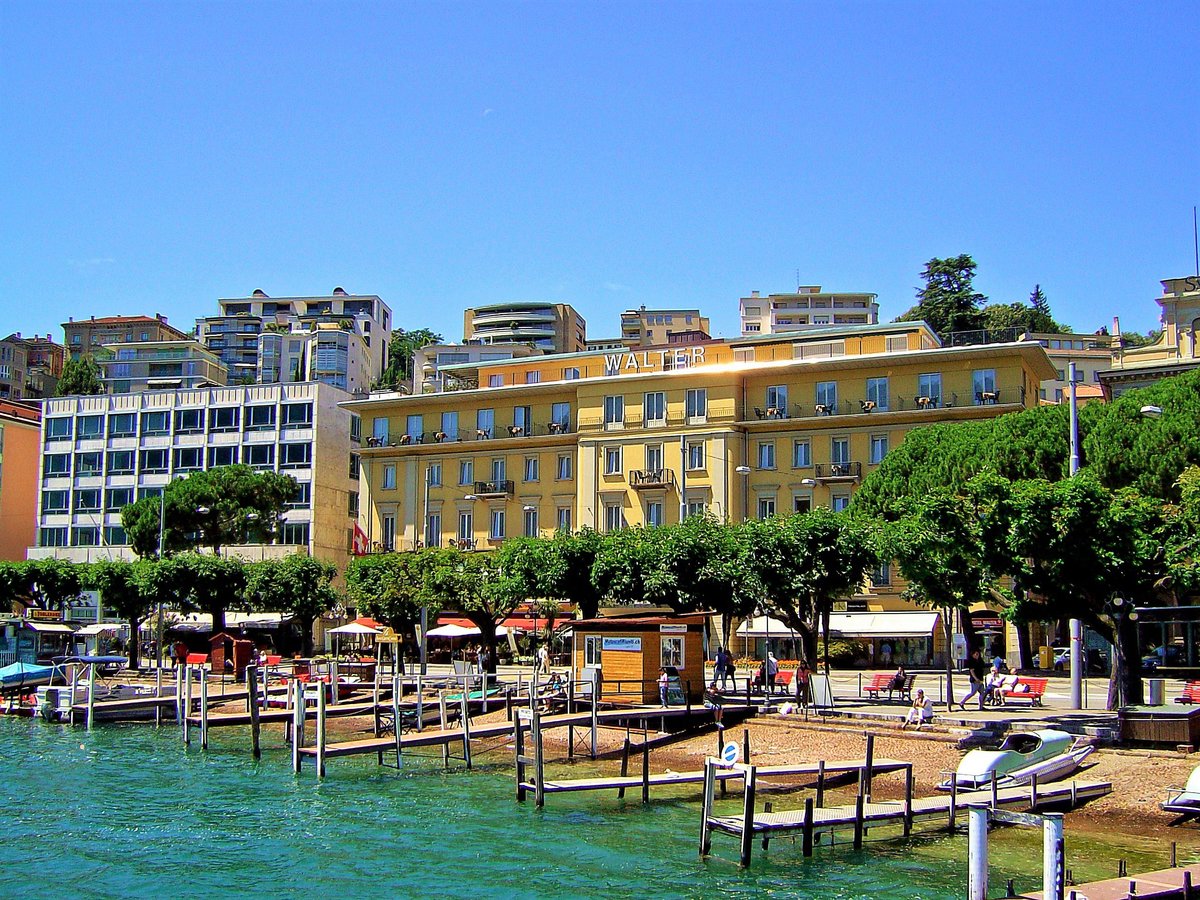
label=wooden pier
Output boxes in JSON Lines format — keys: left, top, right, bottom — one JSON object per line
{"left": 1016, "top": 864, "right": 1200, "bottom": 899}
{"left": 700, "top": 759, "right": 1112, "bottom": 867}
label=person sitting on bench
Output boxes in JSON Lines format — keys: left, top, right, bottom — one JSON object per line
{"left": 889, "top": 664, "right": 907, "bottom": 700}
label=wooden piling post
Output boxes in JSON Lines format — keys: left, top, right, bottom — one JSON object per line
{"left": 392, "top": 674, "right": 402, "bottom": 768}
{"left": 618, "top": 734, "right": 631, "bottom": 800}
{"left": 863, "top": 732, "right": 875, "bottom": 796}
{"left": 991, "top": 770, "right": 999, "bottom": 809}
{"left": 514, "top": 712, "right": 527, "bottom": 802}
{"left": 330, "top": 660, "right": 339, "bottom": 706}
{"left": 802, "top": 797, "right": 815, "bottom": 857}
{"left": 968, "top": 804, "right": 989, "bottom": 900}
{"left": 155, "top": 667, "right": 163, "bottom": 727}
{"left": 199, "top": 672, "right": 209, "bottom": 750}
{"left": 174, "top": 664, "right": 183, "bottom": 723}
{"left": 533, "top": 707, "right": 545, "bottom": 808}
{"left": 739, "top": 764, "right": 757, "bottom": 867}
{"left": 853, "top": 795, "right": 865, "bottom": 849}
{"left": 949, "top": 773, "right": 959, "bottom": 832}
{"left": 642, "top": 739, "right": 651, "bottom": 804}
{"left": 699, "top": 758, "right": 716, "bottom": 857}
{"left": 567, "top": 675, "right": 575, "bottom": 714}
{"left": 461, "top": 692, "right": 473, "bottom": 770}
{"left": 761, "top": 802, "right": 773, "bottom": 850}
{"left": 743, "top": 728, "right": 751, "bottom": 764}
{"left": 1183, "top": 870, "right": 1192, "bottom": 900}
{"left": 816, "top": 759, "right": 826, "bottom": 807}
{"left": 316, "top": 681, "right": 327, "bottom": 778}
{"left": 247, "top": 664, "right": 261, "bottom": 760}
{"left": 903, "top": 765, "right": 914, "bottom": 836}
{"left": 182, "top": 665, "right": 192, "bottom": 745}
{"left": 86, "top": 662, "right": 97, "bottom": 732}
{"left": 69, "top": 664, "right": 80, "bottom": 726}
{"left": 291, "top": 678, "right": 304, "bottom": 774}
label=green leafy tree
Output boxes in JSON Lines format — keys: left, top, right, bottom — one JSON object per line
{"left": 497, "top": 528, "right": 606, "bottom": 620}
{"left": 345, "top": 553, "right": 435, "bottom": 637}
{"left": 374, "top": 327, "right": 444, "bottom": 391}
{"left": 895, "top": 254, "right": 987, "bottom": 338}
{"left": 590, "top": 527, "right": 668, "bottom": 607}
{"left": 121, "top": 465, "right": 295, "bottom": 558}
{"left": 4, "top": 558, "right": 86, "bottom": 611}
{"left": 170, "top": 552, "right": 248, "bottom": 638}
{"left": 55, "top": 355, "right": 105, "bottom": 396}
{"left": 423, "top": 549, "right": 521, "bottom": 658}
{"left": 980, "top": 302, "right": 1034, "bottom": 333}
{"left": 244, "top": 554, "right": 338, "bottom": 656}
{"left": 886, "top": 490, "right": 994, "bottom": 709}
{"left": 85, "top": 559, "right": 152, "bottom": 669}
{"left": 1121, "top": 329, "right": 1163, "bottom": 348}
{"left": 1028, "top": 285, "right": 1066, "bottom": 333}
{"left": 1168, "top": 467, "right": 1200, "bottom": 598}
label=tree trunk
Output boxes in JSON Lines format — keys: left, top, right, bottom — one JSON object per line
{"left": 820, "top": 604, "right": 832, "bottom": 673}
{"left": 943, "top": 611, "right": 955, "bottom": 710}
{"left": 128, "top": 615, "right": 141, "bottom": 671}
{"left": 209, "top": 602, "right": 226, "bottom": 640}
{"left": 1016, "top": 622, "right": 1034, "bottom": 671}
{"left": 1107, "top": 614, "right": 1144, "bottom": 710}
{"left": 298, "top": 614, "right": 316, "bottom": 657}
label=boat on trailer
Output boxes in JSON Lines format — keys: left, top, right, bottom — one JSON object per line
{"left": 939, "top": 728, "right": 1095, "bottom": 791}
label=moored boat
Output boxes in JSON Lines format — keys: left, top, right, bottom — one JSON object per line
{"left": 939, "top": 728, "right": 1095, "bottom": 791}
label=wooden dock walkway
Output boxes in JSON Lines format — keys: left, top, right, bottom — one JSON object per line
{"left": 185, "top": 697, "right": 386, "bottom": 728}
{"left": 700, "top": 761, "right": 1112, "bottom": 867}
{"left": 527, "top": 758, "right": 909, "bottom": 796}
{"left": 1018, "top": 863, "right": 1200, "bottom": 899}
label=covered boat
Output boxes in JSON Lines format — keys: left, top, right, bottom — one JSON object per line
{"left": 0, "top": 661, "right": 57, "bottom": 693}
{"left": 940, "top": 729, "right": 1094, "bottom": 790}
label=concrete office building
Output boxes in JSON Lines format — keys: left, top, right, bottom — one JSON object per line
{"left": 97, "top": 339, "right": 228, "bottom": 393}
{"left": 0, "top": 400, "right": 41, "bottom": 561}
{"left": 196, "top": 288, "right": 392, "bottom": 392}
{"left": 740, "top": 287, "right": 879, "bottom": 336}
{"left": 463, "top": 302, "right": 587, "bottom": 354}
{"left": 620, "top": 307, "right": 710, "bottom": 347}
{"left": 28, "top": 382, "right": 361, "bottom": 570}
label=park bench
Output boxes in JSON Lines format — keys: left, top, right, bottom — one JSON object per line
{"left": 864, "top": 673, "right": 915, "bottom": 702}
{"left": 185, "top": 653, "right": 208, "bottom": 667}
{"left": 995, "top": 676, "right": 1048, "bottom": 707}
{"left": 1175, "top": 681, "right": 1200, "bottom": 704}
{"left": 773, "top": 669, "right": 794, "bottom": 694}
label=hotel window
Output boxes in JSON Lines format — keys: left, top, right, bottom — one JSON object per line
{"left": 766, "top": 385, "right": 788, "bottom": 414}
{"left": 406, "top": 415, "right": 423, "bottom": 441}
{"left": 40, "top": 527, "right": 68, "bottom": 548}
{"left": 382, "top": 464, "right": 397, "bottom": 490}
{"left": 604, "top": 446, "right": 622, "bottom": 475}
{"left": 646, "top": 501, "right": 663, "bottom": 527}
{"left": 173, "top": 409, "right": 203, "bottom": 434}
{"left": 140, "top": 449, "right": 168, "bottom": 474}
{"left": 108, "top": 413, "right": 136, "bottom": 437}
{"left": 45, "top": 417, "right": 72, "bottom": 441}
{"left": 138, "top": 486, "right": 163, "bottom": 501}
{"left": 286, "top": 481, "right": 312, "bottom": 510}
{"left": 441, "top": 411, "right": 458, "bottom": 439}
{"left": 458, "top": 510, "right": 473, "bottom": 542}
{"left": 523, "top": 457, "right": 539, "bottom": 482}
{"left": 141, "top": 411, "right": 169, "bottom": 436}
{"left": 831, "top": 494, "right": 850, "bottom": 512}
{"left": 350, "top": 415, "right": 362, "bottom": 443}
{"left": 78, "top": 415, "right": 103, "bottom": 439}
{"left": 645, "top": 443, "right": 663, "bottom": 472}
{"left": 491, "top": 457, "right": 507, "bottom": 482}
{"left": 685, "top": 500, "right": 707, "bottom": 518}
{"left": 459, "top": 460, "right": 474, "bottom": 485}
{"left": 793, "top": 495, "right": 812, "bottom": 514}
{"left": 372, "top": 416, "right": 389, "bottom": 443}
{"left": 281, "top": 522, "right": 311, "bottom": 546}
{"left": 661, "top": 636, "right": 684, "bottom": 669}
{"left": 523, "top": 507, "right": 539, "bottom": 537}
{"left": 757, "top": 497, "right": 776, "bottom": 520}
{"left": 973, "top": 369, "right": 997, "bottom": 403}
{"left": 918, "top": 373, "right": 942, "bottom": 407}
{"left": 871, "top": 562, "right": 891, "bottom": 586}
{"left": 283, "top": 402, "right": 313, "bottom": 427}
{"left": 562, "top": 367, "right": 580, "bottom": 381}
{"left": 245, "top": 405, "right": 276, "bottom": 431}
{"left": 686, "top": 441, "right": 705, "bottom": 471}
{"left": 757, "top": 441, "right": 775, "bottom": 470}
{"left": 210, "top": 407, "right": 239, "bottom": 432}
{"left": 512, "top": 406, "right": 532, "bottom": 436}
{"left": 43, "top": 454, "right": 69, "bottom": 477}
{"left": 556, "top": 453, "right": 573, "bottom": 480}
{"left": 644, "top": 391, "right": 666, "bottom": 426}
{"left": 245, "top": 444, "right": 275, "bottom": 469}
{"left": 41, "top": 490, "right": 69, "bottom": 512}
{"left": 348, "top": 491, "right": 360, "bottom": 517}
{"left": 489, "top": 508, "right": 506, "bottom": 540}
{"left": 425, "top": 513, "right": 441, "bottom": 548}
{"left": 604, "top": 395, "right": 625, "bottom": 427}
{"left": 74, "top": 488, "right": 101, "bottom": 512}
{"left": 477, "top": 408, "right": 494, "bottom": 438}
{"left": 72, "top": 526, "right": 101, "bottom": 547}
{"left": 604, "top": 503, "right": 624, "bottom": 533}
{"left": 173, "top": 447, "right": 202, "bottom": 472}
{"left": 427, "top": 463, "right": 442, "bottom": 487}
{"left": 865, "top": 377, "right": 889, "bottom": 411}
{"left": 556, "top": 507, "right": 572, "bottom": 532}
{"left": 831, "top": 437, "right": 850, "bottom": 465}
{"left": 280, "top": 442, "right": 312, "bottom": 469}
{"left": 525, "top": 371, "right": 540, "bottom": 385}
{"left": 76, "top": 451, "right": 102, "bottom": 475}
{"left": 381, "top": 516, "right": 396, "bottom": 551}
{"left": 792, "top": 440, "right": 812, "bottom": 468}
{"left": 208, "top": 446, "right": 239, "bottom": 467}
{"left": 551, "top": 402, "right": 571, "bottom": 431}
{"left": 349, "top": 453, "right": 360, "bottom": 479}
{"left": 585, "top": 635, "right": 602, "bottom": 667}
{"left": 816, "top": 381, "right": 837, "bottom": 413}
{"left": 685, "top": 388, "right": 707, "bottom": 421}
{"left": 488, "top": 374, "right": 504, "bottom": 387}
{"left": 869, "top": 434, "right": 889, "bottom": 465}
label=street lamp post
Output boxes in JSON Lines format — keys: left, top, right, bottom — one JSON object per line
{"left": 154, "top": 494, "right": 167, "bottom": 670}
{"left": 1068, "top": 362, "right": 1083, "bottom": 709}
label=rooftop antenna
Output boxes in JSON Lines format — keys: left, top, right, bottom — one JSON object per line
{"left": 795, "top": 268, "right": 801, "bottom": 292}
{"left": 1193, "top": 205, "right": 1198, "bottom": 277}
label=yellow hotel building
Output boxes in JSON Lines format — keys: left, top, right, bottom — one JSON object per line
{"left": 347, "top": 318, "right": 1053, "bottom": 564}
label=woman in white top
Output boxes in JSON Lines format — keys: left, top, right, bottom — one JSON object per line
{"left": 901, "top": 689, "right": 934, "bottom": 730}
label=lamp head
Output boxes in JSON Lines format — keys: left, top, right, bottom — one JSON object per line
{"left": 735, "top": 465, "right": 751, "bottom": 475}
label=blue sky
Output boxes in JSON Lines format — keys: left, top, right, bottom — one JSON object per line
{"left": 2, "top": 2, "right": 1196, "bottom": 344}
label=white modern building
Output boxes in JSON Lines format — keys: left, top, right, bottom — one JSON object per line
{"left": 740, "top": 287, "right": 879, "bottom": 336}
{"left": 195, "top": 288, "right": 392, "bottom": 392}
{"left": 96, "top": 339, "right": 228, "bottom": 393}
{"left": 410, "top": 341, "right": 544, "bottom": 394}
{"left": 29, "top": 382, "right": 361, "bottom": 569}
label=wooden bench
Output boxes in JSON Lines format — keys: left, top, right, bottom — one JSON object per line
{"left": 773, "top": 670, "right": 794, "bottom": 694}
{"left": 996, "top": 676, "right": 1048, "bottom": 706}
{"left": 185, "top": 653, "right": 208, "bottom": 667}
{"left": 1175, "top": 680, "right": 1200, "bottom": 704}
{"left": 864, "top": 673, "right": 915, "bottom": 702}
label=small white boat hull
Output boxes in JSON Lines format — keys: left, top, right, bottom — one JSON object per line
{"left": 939, "top": 731, "right": 1093, "bottom": 791}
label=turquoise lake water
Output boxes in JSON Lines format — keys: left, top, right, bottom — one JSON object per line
{"left": 0, "top": 718, "right": 1179, "bottom": 899}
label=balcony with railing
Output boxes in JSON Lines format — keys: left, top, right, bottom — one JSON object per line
{"left": 629, "top": 469, "right": 677, "bottom": 490}
{"left": 473, "top": 480, "right": 514, "bottom": 497}
{"left": 363, "top": 422, "right": 574, "bottom": 448}
{"left": 815, "top": 462, "right": 862, "bottom": 481}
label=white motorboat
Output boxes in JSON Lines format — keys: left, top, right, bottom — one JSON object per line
{"left": 939, "top": 729, "right": 1095, "bottom": 791}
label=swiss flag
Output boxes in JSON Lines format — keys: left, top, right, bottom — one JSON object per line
{"left": 352, "top": 522, "right": 369, "bottom": 556}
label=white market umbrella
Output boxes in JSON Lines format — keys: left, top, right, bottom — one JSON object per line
{"left": 328, "top": 623, "right": 381, "bottom": 635}
{"left": 426, "top": 623, "right": 481, "bottom": 638}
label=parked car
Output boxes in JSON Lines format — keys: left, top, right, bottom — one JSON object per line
{"left": 1142, "top": 645, "right": 1184, "bottom": 672}
{"left": 1053, "top": 646, "right": 1108, "bottom": 674}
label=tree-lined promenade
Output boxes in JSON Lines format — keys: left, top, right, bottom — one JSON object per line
{"left": 3, "top": 371, "right": 1198, "bottom": 711}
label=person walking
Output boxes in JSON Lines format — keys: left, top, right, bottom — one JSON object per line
{"left": 959, "top": 649, "right": 988, "bottom": 711}
{"left": 714, "top": 646, "right": 732, "bottom": 691}
{"left": 658, "top": 667, "right": 670, "bottom": 707}
{"left": 766, "top": 652, "right": 779, "bottom": 694}
{"left": 536, "top": 644, "right": 550, "bottom": 676}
